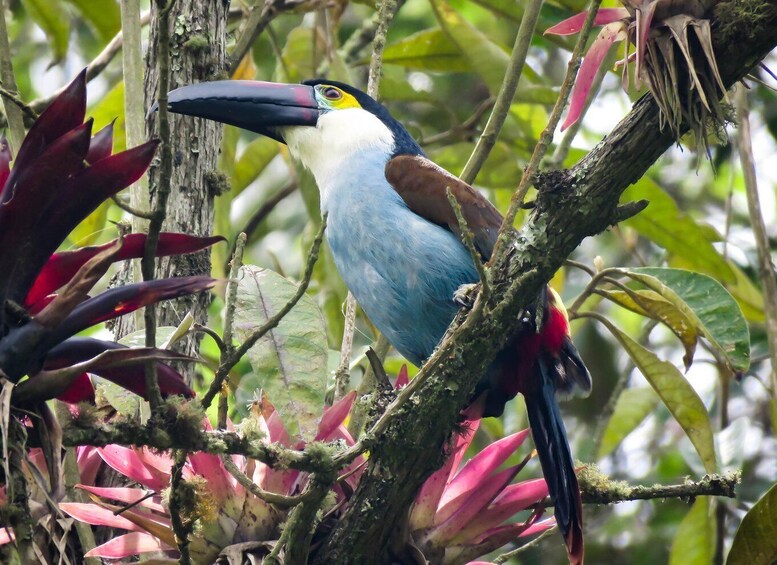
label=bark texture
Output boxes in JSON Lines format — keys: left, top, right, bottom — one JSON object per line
{"left": 312, "top": 2, "right": 777, "bottom": 562}
{"left": 114, "top": 0, "right": 229, "bottom": 380}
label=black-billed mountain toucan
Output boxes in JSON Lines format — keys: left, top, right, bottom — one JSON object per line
{"left": 163, "top": 79, "right": 591, "bottom": 564}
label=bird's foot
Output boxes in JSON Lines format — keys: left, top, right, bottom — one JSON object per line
{"left": 453, "top": 283, "right": 479, "bottom": 309}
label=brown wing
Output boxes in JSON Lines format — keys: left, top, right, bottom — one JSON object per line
{"left": 385, "top": 155, "right": 504, "bottom": 260}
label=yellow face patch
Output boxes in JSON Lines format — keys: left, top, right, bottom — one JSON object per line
{"left": 315, "top": 84, "right": 361, "bottom": 110}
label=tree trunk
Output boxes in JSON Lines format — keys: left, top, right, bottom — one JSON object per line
{"left": 113, "top": 0, "right": 229, "bottom": 382}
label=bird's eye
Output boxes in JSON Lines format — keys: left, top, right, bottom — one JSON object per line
{"left": 322, "top": 87, "right": 342, "bottom": 100}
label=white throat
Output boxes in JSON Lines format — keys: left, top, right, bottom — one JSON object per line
{"left": 282, "top": 108, "right": 395, "bottom": 206}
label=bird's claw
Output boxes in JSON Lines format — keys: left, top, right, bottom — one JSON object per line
{"left": 453, "top": 283, "right": 478, "bottom": 309}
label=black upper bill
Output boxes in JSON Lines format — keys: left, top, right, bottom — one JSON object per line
{"left": 164, "top": 81, "right": 320, "bottom": 142}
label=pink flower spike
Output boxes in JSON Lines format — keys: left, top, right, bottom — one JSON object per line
{"left": 634, "top": 0, "right": 658, "bottom": 87}
{"left": 395, "top": 364, "right": 409, "bottom": 388}
{"left": 0, "top": 527, "right": 15, "bottom": 545}
{"left": 411, "top": 420, "right": 481, "bottom": 531}
{"left": 439, "top": 429, "right": 530, "bottom": 509}
{"left": 75, "top": 485, "right": 165, "bottom": 514}
{"left": 316, "top": 390, "right": 357, "bottom": 441}
{"left": 432, "top": 465, "right": 522, "bottom": 543}
{"left": 451, "top": 478, "right": 549, "bottom": 544}
{"left": 545, "top": 8, "right": 629, "bottom": 35}
{"left": 85, "top": 531, "right": 174, "bottom": 558}
{"left": 97, "top": 445, "right": 168, "bottom": 491}
{"left": 562, "top": 22, "right": 627, "bottom": 131}
{"left": 59, "top": 502, "right": 142, "bottom": 531}
{"left": 188, "top": 451, "right": 232, "bottom": 500}
{"left": 76, "top": 446, "right": 102, "bottom": 486}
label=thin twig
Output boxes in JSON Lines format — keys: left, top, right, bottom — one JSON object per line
{"left": 267, "top": 475, "right": 331, "bottom": 564}
{"left": 228, "top": 0, "right": 311, "bottom": 76}
{"left": 28, "top": 12, "right": 151, "bottom": 115}
{"left": 219, "top": 232, "right": 247, "bottom": 428}
{"left": 346, "top": 334, "right": 390, "bottom": 438}
{"left": 446, "top": 187, "right": 490, "bottom": 300}
{"left": 201, "top": 215, "right": 328, "bottom": 410}
{"left": 459, "top": 0, "right": 545, "bottom": 185}
{"left": 0, "top": 0, "right": 26, "bottom": 154}
{"left": 110, "top": 196, "right": 156, "bottom": 220}
{"left": 579, "top": 468, "right": 740, "bottom": 504}
{"left": 420, "top": 96, "right": 495, "bottom": 145}
{"left": 221, "top": 456, "right": 308, "bottom": 508}
{"left": 0, "top": 86, "right": 36, "bottom": 121}
{"left": 229, "top": 180, "right": 297, "bottom": 271}
{"left": 495, "top": 0, "right": 604, "bottom": 255}
{"left": 736, "top": 86, "right": 777, "bottom": 409}
{"left": 168, "top": 450, "right": 191, "bottom": 564}
{"left": 493, "top": 526, "right": 557, "bottom": 563}
{"left": 142, "top": 0, "right": 178, "bottom": 410}
{"left": 333, "top": 295, "right": 357, "bottom": 401}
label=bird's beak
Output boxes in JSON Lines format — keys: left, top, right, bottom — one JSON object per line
{"left": 162, "top": 80, "right": 320, "bottom": 143}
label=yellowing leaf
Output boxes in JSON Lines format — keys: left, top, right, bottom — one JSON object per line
{"left": 602, "top": 288, "right": 698, "bottom": 369}
{"left": 595, "top": 316, "right": 717, "bottom": 473}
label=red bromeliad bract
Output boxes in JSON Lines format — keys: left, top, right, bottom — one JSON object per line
{"left": 0, "top": 69, "right": 223, "bottom": 404}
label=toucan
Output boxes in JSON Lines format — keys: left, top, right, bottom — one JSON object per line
{"left": 162, "top": 79, "right": 591, "bottom": 564}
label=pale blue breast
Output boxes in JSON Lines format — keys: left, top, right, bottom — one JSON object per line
{"left": 321, "top": 149, "right": 478, "bottom": 366}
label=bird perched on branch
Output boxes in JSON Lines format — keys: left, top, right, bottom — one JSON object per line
{"left": 162, "top": 79, "right": 591, "bottom": 564}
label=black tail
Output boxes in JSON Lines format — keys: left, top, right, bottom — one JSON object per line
{"left": 525, "top": 355, "right": 584, "bottom": 565}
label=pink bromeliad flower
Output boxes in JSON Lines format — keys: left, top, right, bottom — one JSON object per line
{"left": 410, "top": 416, "right": 553, "bottom": 564}
{"left": 60, "top": 391, "right": 363, "bottom": 562}
{"left": 546, "top": 0, "right": 729, "bottom": 147}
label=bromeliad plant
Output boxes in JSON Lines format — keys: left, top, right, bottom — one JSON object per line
{"left": 547, "top": 0, "right": 730, "bottom": 150}
{"left": 61, "top": 390, "right": 552, "bottom": 564}
{"left": 0, "top": 69, "right": 221, "bottom": 405}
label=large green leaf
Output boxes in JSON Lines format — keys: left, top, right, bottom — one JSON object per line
{"left": 596, "top": 316, "right": 717, "bottom": 473}
{"left": 601, "top": 288, "right": 698, "bottom": 369}
{"left": 429, "top": 0, "right": 539, "bottom": 92}
{"left": 669, "top": 498, "right": 715, "bottom": 565}
{"left": 233, "top": 137, "right": 280, "bottom": 196}
{"left": 382, "top": 28, "right": 470, "bottom": 72}
{"left": 233, "top": 265, "right": 328, "bottom": 441}
{"left": 627, "top": 268, "right": 750, "bottom": 374}
{"left": 727, "top": 482, "right": 777, "bottom": 565}
{"left": 21, "top": 0, "right": 69, "bottom": 63}
{"left": 621, "top": 178, "right": 734, "bottom": 282}
{"left": 598, "top": 386, "right": 659, "bottom": 459}
{"left": 65, "top": 0, "right": 120, "bottom": 41}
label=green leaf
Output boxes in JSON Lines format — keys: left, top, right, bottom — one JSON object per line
{"left": 382, "top": 28, "right": 471, "bottom": 72}
{"left": 598, "top": 386, "right": 659, "bottom": 458}
{"left": 429, "top": 0, "right": 538, "bottom": 93}
{"left": 233, "top": 137, "right": 280, "bottom": 195}
{"left": 64, "top": 0, "right": 120, "bottom": 41}
{"left": 669, "top": 498, "right": 715, "bottom": 565}
{"left": 601, "top": 288, "right": 698, "bottom": 369}
{"left": 595, "top": 316, "right": 717, "bottom": 473}
{"left": 88, "top": 81, "right": 126, "bottom": 153}
{"left": 621, "top": 178, "right": 734, "bottom": 282}
{"left": 67, "top": 200, "right": 109, "bottom": 247}
{"left": 21, "top": 0, "right": 70, "bottom": 63}
{"left": 275, "top": 26, "right": 325, "bottom": 83}
{"left": 233, "top": 265, "right": 328, "bottom": 441}
{"left": 727, "top": 482, "right": 777, "bottom": 565}
{"left": 627, "top": 267, "right": 750, "bottom": 374}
